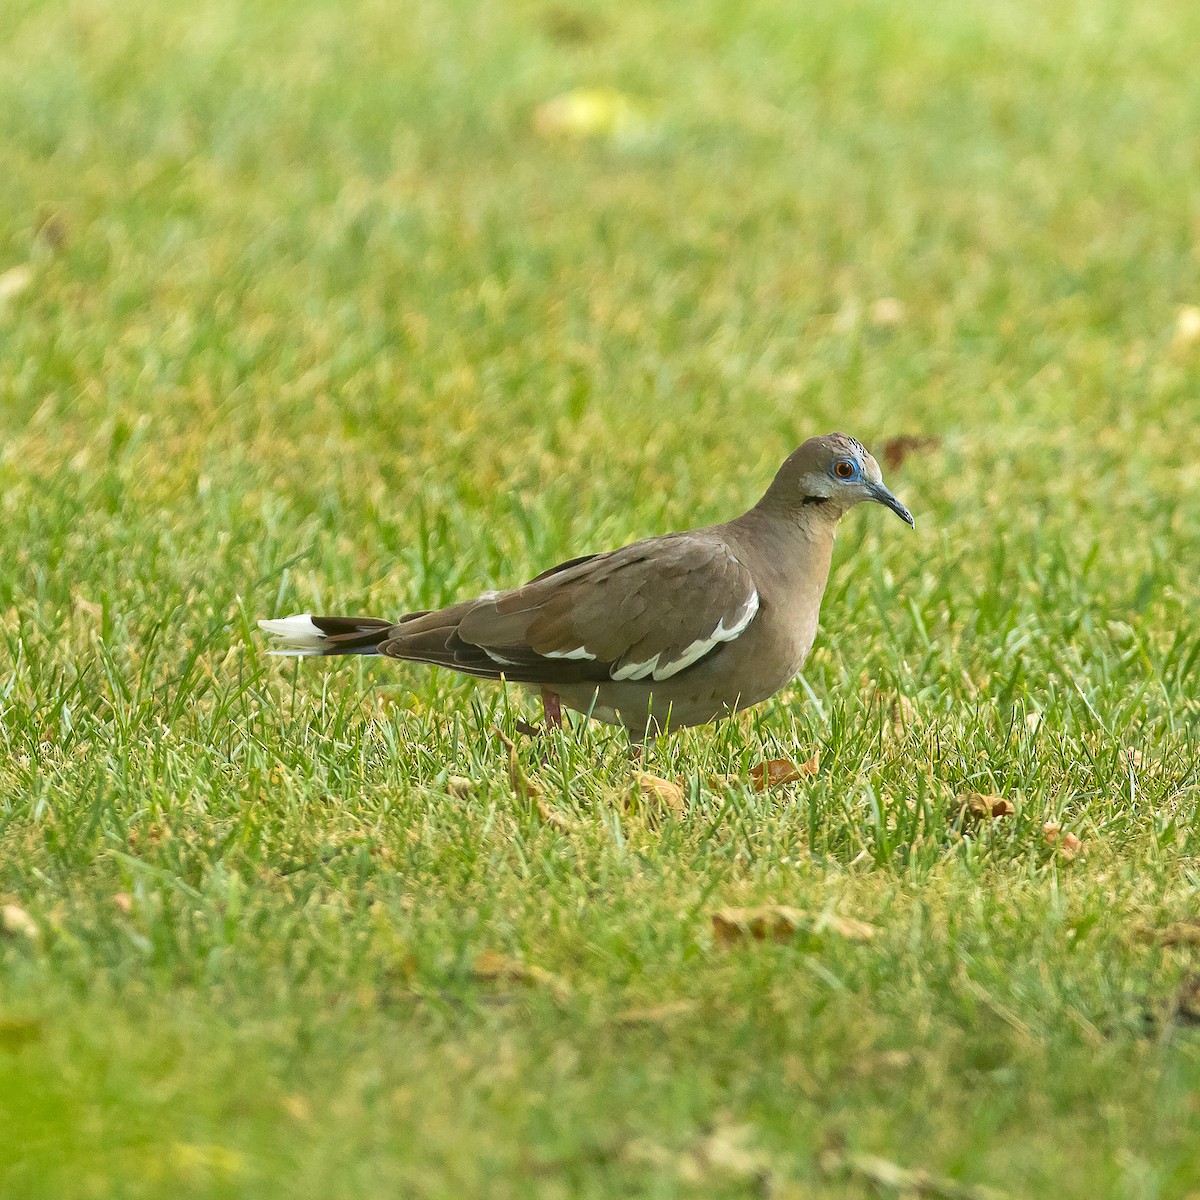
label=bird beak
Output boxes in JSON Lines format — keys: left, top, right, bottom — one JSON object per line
{"left": 868, "top": 482, "right": 914, "bottom": 527}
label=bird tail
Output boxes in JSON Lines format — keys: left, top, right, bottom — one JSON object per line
{"left": 257, "top": 614, "right": 395, "bottom": 657}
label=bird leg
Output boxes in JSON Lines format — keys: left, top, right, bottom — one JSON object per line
{"left": 541, "top": 688, "right": 564, "bottom": 730}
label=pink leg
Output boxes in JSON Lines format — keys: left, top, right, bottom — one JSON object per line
{"left": 541, "top": 688, "right": 564, "bottom": 730}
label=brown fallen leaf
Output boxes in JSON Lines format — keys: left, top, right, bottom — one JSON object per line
{"left": 821, "top": 1149, "right": 1007, "bottom": 1200}
{"left": 1058, "top": 832, "right": 1085, "bottom": 860}
{"left": 471, "top": 949, "right": 570, "bottom": 1001}
{"left": 711, "top": 905, "right": 874, "bottom": 948}
{"left": 34, "top": 209, "right": 69, "bottom": 251}
{"left": 0, "top": 1016, "right": 44, "bottom": 1049}
{"left": 0, "top": 903, "right": 37, "bottom": 940}
{"left": 889, "top": 693, "right": 917, "bottom": 736}
{"left": 880, "top": 435, "right": 941, "bottom": 472}
{"left": 750, "top": 752, "right": 819, "bottom": 790}
{"left": 954, "top": 793, "right": 1014, "bottom": 824}
{"left": 1138, "top": 921, "right": 1200, "bottom": 947}
{"left": 624, "top": 772, "right": 685, "bottom": 823}
{"left": 535, "top": 797, "right": 577, "bottom": 834}
{"left": 1173, "top": 973, "right": 1200, "bottom": 1026}
{"left": 712, "top": 905, "right": 806, "bottom": 946}
{"left": 541, "top": 6, "right": 605, "bottom": 44}
{"left": 113, "top": 892, "right": 133, "bottom": 915}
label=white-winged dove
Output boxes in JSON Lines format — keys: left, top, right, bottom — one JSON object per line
{"left": 260, "top": 433, "right": 913, "bottom": 734}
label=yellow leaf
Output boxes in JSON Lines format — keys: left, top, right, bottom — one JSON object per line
{"left": 0, "top": 903, "right": 37, "bottom": 940}
{"left": 869, "top": 297, "right": 906, "bottom": 327}
{"left": 625, "top": 772, "right": 685, "bottom": 823}
{"left": 533, "top": 87, "right": 649, "bottom": 142}
{"left": 166, "top": 1143, "right": 247, "bottom": 1181}
{"left": 1173, "top": 305, "right": 1200, "bottom": 349}
{"left": 471, "top": 950, "right": 570, "bottom": 1001}
{"left": 0, "top": 265, "right": 32, "bottom": 306}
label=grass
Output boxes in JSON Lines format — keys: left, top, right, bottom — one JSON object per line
{"left": 3, "top": 0, "right": 1200, "bottom": 1194}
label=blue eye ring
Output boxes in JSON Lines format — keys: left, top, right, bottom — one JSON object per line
{"left": 832, "top": 458, "right": 858, "bottom": 480}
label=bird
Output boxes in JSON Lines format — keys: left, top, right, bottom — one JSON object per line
{"left": 259, "top": 433, "right": 913, "bottom": 735}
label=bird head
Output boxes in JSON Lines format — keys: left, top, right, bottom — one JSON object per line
{"left": 768, "top": 433, "right": 914, "bottom": 526}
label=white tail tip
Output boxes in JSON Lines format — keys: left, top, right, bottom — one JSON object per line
{"left": 258, "top": 614, "right": 326, "bottom": 651}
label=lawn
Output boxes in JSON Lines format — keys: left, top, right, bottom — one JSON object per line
{"left": 3, "top": 0, "right": 1200, "bottom": 1195}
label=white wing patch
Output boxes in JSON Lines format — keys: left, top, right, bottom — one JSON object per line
{"left": 483, "top": 648, "right": 522, "bottom": 667}
{"left": 609, "top": 588, "right": 760, "bottom": 683}
{"left": 258, "top": 614, "right": 326, "bottom": 652}
{"left": 544, "top": 646, "right": 597, "bottom": 661}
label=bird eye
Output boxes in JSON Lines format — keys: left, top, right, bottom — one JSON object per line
{"left": 833, "top": 459, "right": 857, "bottom": 480}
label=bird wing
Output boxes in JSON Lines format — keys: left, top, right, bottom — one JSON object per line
{"left": 376, "top": 534, "right": 760, "bottom": 685}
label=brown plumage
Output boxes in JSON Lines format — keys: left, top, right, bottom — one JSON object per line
{"left": 260, "top": 434, "right": 913, "bottom": 734}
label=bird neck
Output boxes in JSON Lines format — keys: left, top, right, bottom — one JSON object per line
{"left": 727, "top": 502, "right": 839, "bottom": 596}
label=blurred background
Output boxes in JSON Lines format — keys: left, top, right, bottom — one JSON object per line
{"left": 3, "top": 1, "right": 1200, "bottom": 1196}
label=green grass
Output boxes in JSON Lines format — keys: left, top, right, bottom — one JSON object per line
{"left": 3, "top": 0, "right": 1200, "bottom": 1194}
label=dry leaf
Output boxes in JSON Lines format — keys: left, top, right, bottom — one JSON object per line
{"left": 626, "top": 1122, "right": 771, "bottom": 1187}
{"left": 281, "top": 1094, "right": 312, "bottom": 1123}
{"left": 1042, "top": 821, "right": 1061, "bottom": 843}
{"left": 541, "top": 6, "right": 604, "bottom": 44}
{"left": 710, "top": 905, "right": 871, "bottom": 947}
{"left": 1173, "top": 305, "right": 1200, "bottom": 349}
{"left": 535, "top": 797, "right": 577, "bottom": 834}
{"left": 0, "top": 264, "right": 32, "bottom": 306}
{"left": 616, "top": 999, "right": 698, "bottom": 1026}
{"left": 471, "top": 949, "right": 570, "bottom": 1001}
{"left": 1126, "top": 748, "right": 1144, "bottom": 769}
{"left": 1174, "top": 973, "right": 1200, "bottom": 1026}
{"left": 712, "top": 905, "right": 806, "bottom": 946}
{"left": 0, "top": 1016, "right": 43, "bottom": 1049}
{"left": 679, "top": 1122, "right": 771, "bottom": 1186}
{"left": 34, "top": 210, "right": 69, "bottom": 250}
{"left": 881, "top": 435, "right": 941, "bottom": 472}
{"left": 165, "top": 1143, "right": 247, "bottom": 1182}
{"left": 822, "top": 1150, "right": 1006, "bottom": 1200}
{"left": 497, "top": 730, "right": 543, "bottom": 803}
{"left": 818, "top": 913, "right": 877, "bottom": 942}
{"left": 889, "top": 694, "right": 917, "bottom": 735}
{"left": 534, "top": 87, "right": 649, "bottom": 143}
{"left": 955, "top": 793, "right": 1014, "bottom": 824}
{"left": 1058, "top": 832, "right": 1084, "bottom": 860}
{"left": 624, "top": 772, "right": 685, "bottom": 823}
{"left": 1025, "top": 711, "right": 1043, "bottom": 735}
{"left": 869, "top": 297, "right": 906, "bottom": 327}
{"left": 1136, "top": 921, "right": 1200, "bottom": 947}
{"left": 0, "top": 903, "right": 37, "bottom": 939}
{"left": 446, "top": 775, "right": 475, "bottom": 800}
{"left": 750, "top": 752, "right": 819, "bottom": 790}
{"left": 113, "top": 892, "right": 133, "bottom": 914}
